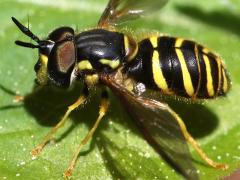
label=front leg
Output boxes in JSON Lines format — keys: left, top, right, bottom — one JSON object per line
{"left": 31, "top": 86, "right": 89, "bottom": 156}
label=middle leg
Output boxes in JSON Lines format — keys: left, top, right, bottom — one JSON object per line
{"left": 64, "top": 90, "right": 110, "bottom": 177}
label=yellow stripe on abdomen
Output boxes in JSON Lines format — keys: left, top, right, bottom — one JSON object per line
{"left": 222, "top": 67, "right": 228, "bottom": 93}
{"left": 203, "top": 55, "right": 214, "bottom": 97}
{"left": 152, "top": 50, "right": 169, "bottom": 93}
{"left": 149, "top": 37, "right": 158, "bottom": 48}
{"left": 175, "top": 39, "right": 195, "bottom": 97}
{"left": 216, "top": 57, "right": 222, "bottom": 95}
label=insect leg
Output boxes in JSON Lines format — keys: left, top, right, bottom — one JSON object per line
{"left": 0, "top": 83, "right": 26, "bottom": 103}
{"left": 31, "top": 86, "right": 89, "bottom": 156}
{"left": 14, "top": 95, "right": 24, "bottom": 102}
{"left": 63, "top": 90, "right": 110, "bottom": 178}
{"left": 14, "top": 85, "right": 43, "bottom": 102}
{"left": 168, "top": 107, "right": 229, "bottom": 170}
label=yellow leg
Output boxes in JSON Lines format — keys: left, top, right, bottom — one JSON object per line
{"left": 14, "top": 95, "right": 24, "bottom": 102}
{"left": 0, "top": 83, "right": 29, "bottom": 103}
{"left": 63, "top": 91, "right": 110, "bottom": 178}
{"left": 31, "top": 88, "right": 88, "bottom": 157}
{"left": 169, "top": 108, "right": 228, "bottom": 170}
{"left": 13, "top": 85, "right": 43, "bottom": 103}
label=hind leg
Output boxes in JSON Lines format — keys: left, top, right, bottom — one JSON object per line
{"left": 64, "top": 91, "right": 110, "bottom": 177}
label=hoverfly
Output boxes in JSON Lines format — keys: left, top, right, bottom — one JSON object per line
{"left": 12, "top": 0, "right": 230, "bottom": 178}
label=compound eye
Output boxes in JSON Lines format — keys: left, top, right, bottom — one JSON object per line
{"left": 47, "top": 40, "right": 76, "bottom": 87}
{"left": 54, "top": 41, "right": 75, "bottom": 73}
{"left": 48, "top": 27, "right": 74, "bottom": 42}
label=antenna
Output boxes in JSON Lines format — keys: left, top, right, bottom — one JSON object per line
{"left": 12, "top": 17, "right": 42, "bottom": 49}
{"left": 12, "top": 17, "right": 40, "bottom": 43}
{"left": 15, "top": 40, "right": 40, "bottom": 48}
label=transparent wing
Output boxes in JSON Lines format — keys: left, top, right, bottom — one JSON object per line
{"left": 98, "top": 0, "right": 168, "bottom": 28}
{"left": 101, "top": 74, "right": 198, "bottom": 179}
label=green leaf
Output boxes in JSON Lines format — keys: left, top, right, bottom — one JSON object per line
{"left": 0, "top": 0, "right": 239, "bottom": 179}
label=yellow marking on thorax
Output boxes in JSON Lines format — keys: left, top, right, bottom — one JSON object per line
{"left": 222, "top": 67, "right": 228, "bottom": 93}
{"left": 175, "top": 39, "right": 195, "bottom": 97}
{"left": 85, "top": 74, "right": 99, "bottom": 87}
{"left": 152, "top": 50, "right": 169, "bottom": 93}
{"left": 99, "top": 59, "right": 120, "bottom": 69}
{"left": 78, "top": 60, "right": 93, "bottom": 70}
{"left": 124, "top": 35, "right": 138, "bottom": 61}
{"left": 203, "top": 55, "right": 214, "bottom": 97}
{"left": 149, "top": 37, "right": 158, "bottom": 48}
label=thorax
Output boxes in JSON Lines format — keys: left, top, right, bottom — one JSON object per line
{"left": 75, "top": 29, "right": 125, "bottom": 73}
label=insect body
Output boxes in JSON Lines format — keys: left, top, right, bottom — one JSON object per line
{"left": 124, "top": 36, "right": 230, "bottom": 98}
{"left": 12, "top": 0, "right": 230, "bottom": 179}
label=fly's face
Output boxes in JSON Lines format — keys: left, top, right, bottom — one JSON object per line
{"left": 38, "top": 27, "right": 76, "bottom": 88}
{"left": 34, "top": 40, "right": 54, "bottom": 86}
{"left": 12, "top": 17, "right": 76, "bottom": 88}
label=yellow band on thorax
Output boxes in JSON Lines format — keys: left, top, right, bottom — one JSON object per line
{"left": 78, "top": 60, "right": 93, "bottom": 70}
{"left": 99, "top": 59, "right": 120, "bottom": 69}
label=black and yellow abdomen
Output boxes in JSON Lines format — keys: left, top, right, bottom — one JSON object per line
{"left": 125, "top": 36, "right": 231, "bottom": 99}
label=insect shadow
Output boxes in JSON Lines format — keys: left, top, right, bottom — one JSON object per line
{"left": 22, "top": 83, "right": 219, "bottom": 139}
{"left": 165, "top": 97, "right": 219, "bottom": 138}
{"left": 175, "top": 4, "right": 240, "bottom": 36}
{"left": 0, "top": 82, "right": 219, "bottom": 177}
{"left": 19, "top": 83, "right": 220, "bottom": 177}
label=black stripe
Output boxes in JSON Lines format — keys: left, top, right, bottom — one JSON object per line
{"left": 126, "top": 38, "right": 157, "bottom": 88}
{"left": 218, "top": 66, "right": 225, "bottom": 96}
{"left": 220, "top": 66, "right": 230, "bottom": 95}
{"left": 158, "top": 37, "right": 187, "bottom": 96}
{"left": 171, "top": 51, "right": 186, "bottom": 96}
{"left": 157, "top": 37, "right": 174, "bottom": 89}
{"left": 139, "top": 39, "right": 155, "bottom": 87}
{"left": 158, "top": 36, "right": 177, "bottom": 48}
{"left": 197, "top": 45, "right": 209, "bottom": 98}
{"left": 197, "top": 45, "right": 204, "bottom": 52}
{"left": 180, "top": 40, "right": 199, "bottom": 94}
{"left": 180, "top": 40, "right": 196, "bottom": 49}
{"left": 208, "top": 55, "right": 219, "bottom": 96}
